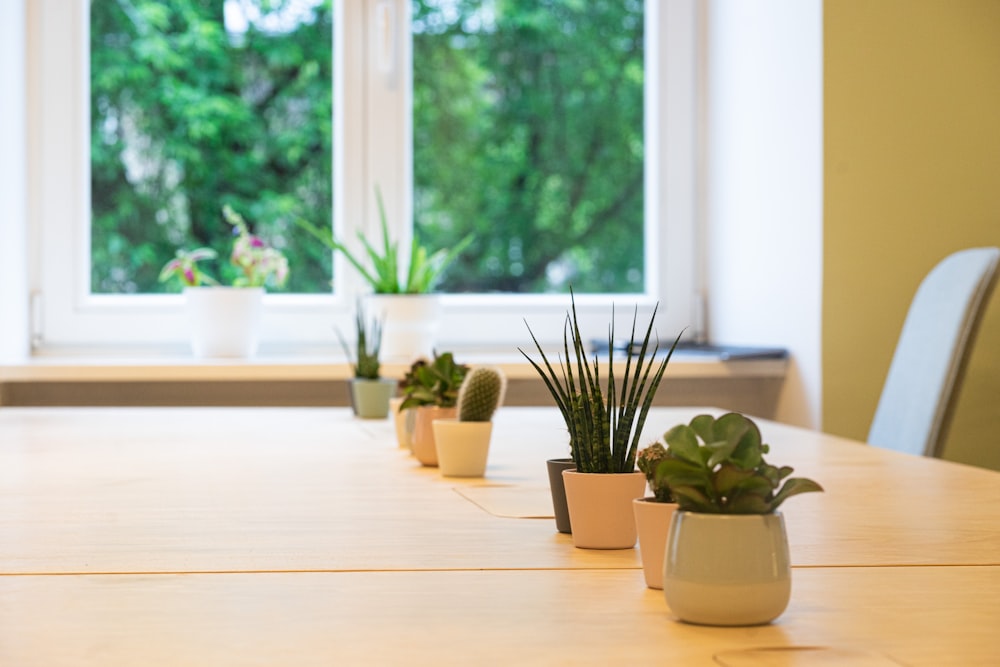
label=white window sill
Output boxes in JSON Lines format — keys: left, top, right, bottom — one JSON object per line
{"left": 0, "top": 348, "right": 787, "bottom": 383}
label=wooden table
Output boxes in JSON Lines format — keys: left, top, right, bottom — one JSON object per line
{"left": 1, "top": 407, "right": 998, "bottom": 665}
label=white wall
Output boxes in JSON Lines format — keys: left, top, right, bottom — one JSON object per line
{"left": 702, "top": 0, "right": 823, "bottom": 428}
{"left": 0, "top": 0, "right": 31, "bottom": 362}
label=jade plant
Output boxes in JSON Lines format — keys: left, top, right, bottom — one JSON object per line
{"left": 456, "top": 366, "right": 506, "bottom": 422}
{"left": 637, "top": 442, "right": 674, "bottom": 503}
{"left": 655, "top": 412, "right": 823, "bottom": 514}
{"left": 520, "top": 289, "right": 682, "bottom": 474}
{"left": 337, "top": 301, "right": 383, "bottom": 380}
{"left": 399, "top": 351, "right": 470, "bottom": 409}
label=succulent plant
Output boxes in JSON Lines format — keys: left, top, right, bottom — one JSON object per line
{"left": 519, "top": 288, "right": 682, "bottom": 474}
{"left": 399, "top": 351, "right": 470, "bottom": 409}
{"left": 655, "top": 412, "right": 823, "bottom": 514}
{"left": 337, "top": 301, "right": 383, "bottom": 380}
{"left": 636, "top": 442, "right": 674, "bottom": 503}
{"left": 456, "top": 366, "right": 506, "bottom": 422}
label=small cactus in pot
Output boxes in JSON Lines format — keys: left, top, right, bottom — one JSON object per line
{"left": 457, "top": 366, "right": 506, "bottom": 422}
{"left": 434, "top": 366, "right": 507, "bottom": 477}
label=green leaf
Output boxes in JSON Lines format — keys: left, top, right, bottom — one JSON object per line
{"left": 663, "top": 425, "right": 702, "bottom": 465}
{"left": 768, "top": 477, "right": 825, "bottom": 511}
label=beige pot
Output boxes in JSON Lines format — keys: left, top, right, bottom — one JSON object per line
{"left": 411, "top": 406, "right": 456, "bottom": 466}
{"left": 389, "top": 397, "right": 415, "bottom": 449}
{"left": 562, "top": 470, "right": 646, "bottom": 549}
{"left": 432, "top": 419, "right": 493, "bottom": 477}
{"left": 632, "top": 498, "right": 678, "bottom": 589}
{"left": 663, "top": 511, "right": 791, "bottom": 626}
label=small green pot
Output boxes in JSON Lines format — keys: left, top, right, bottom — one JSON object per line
{"left": 350, "top": 378, "right": 396, "bottom": 419}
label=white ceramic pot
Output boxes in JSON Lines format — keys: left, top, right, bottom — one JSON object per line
{"left": 432, "top": 419, "right": 493, "bottom": 477}
{"left": 632, "top": 498, "right": 678, "bottom": 589}
{"left": 663, "top": 511, "right": 791, "bottom": 626}
{"left": 184, "top": 286, "right": 264, "bottom": 358}
{"left": 561, "top": 470, "right": 646, "bottom": 549}
{"left": 365, "top": 294, "right": 441, "bottom": 362}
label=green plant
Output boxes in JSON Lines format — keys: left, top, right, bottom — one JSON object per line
{"left": 636, "top": 442, "right": 674, "bottom": 503}
{"left": 296, "top": 187, "right": 473, "bottom": 294}
{"left": 655, "top": 412, "right": 823, "bottom": 514}
{"left": 399, "top": 351, "right": 470, "bottom": 409}
{"left": 159, "top": 206, "right": 290, "bottom": 289}
{"left": 457, "top": 366, "right": 506, "bottom": 422}
{"left": 337, "top": 302, "right": 383, "bottom": 380}
{"left": 519, "top": 289, "right": 682, "bottom": 474}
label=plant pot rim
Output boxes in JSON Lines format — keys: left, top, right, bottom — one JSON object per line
{"left": 562, "top": 469, "right": 644, "bottom": 476}
{"left": 634, "top": 497, "right": 678, "bottom": 504}
{"left": 675, "top": 509, "right": 784, "bottom": 518}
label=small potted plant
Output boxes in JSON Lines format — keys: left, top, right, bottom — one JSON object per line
{"left": 399, "top": 351, "right": 470, "bottom": 466}
{"left": 159, "top": 205, "right": 289, "bottom": 358}
{"left": 655, "top": 412, "right": 823, "bottom": 626}
{"left": 520, "top": 289, "right": 682, "bottom": 549}
{"left": 433, "top": 366, "right": 507, "bottom": 477}
{"left": 296, "top": 187, "right": 472, "bottom": 360}
{"left": 338, "top": 301, "right": 396, "bottom": 419}
{"left": 632, "top": 442, "right": 677, "bottom": 589}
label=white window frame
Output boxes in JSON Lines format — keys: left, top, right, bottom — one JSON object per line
{"left": 26, "top": 0, "right": 701, "bottom": 355}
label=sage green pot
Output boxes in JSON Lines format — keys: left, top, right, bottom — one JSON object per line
{"left": 349, "top": 378, "right": 396, "bottom": 419}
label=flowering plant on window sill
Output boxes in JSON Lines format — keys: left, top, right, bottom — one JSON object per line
{"left": 158, "top": 206, "right": 290, "bottom": 290}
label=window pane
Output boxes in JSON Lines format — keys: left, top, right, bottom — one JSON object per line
{"left": 89, "top": 0, "right": 333, "bottom": 294}
{"left": 412, "top": 0, "right": 645, "bottom": 294}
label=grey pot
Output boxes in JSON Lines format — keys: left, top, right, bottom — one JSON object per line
{"left": 546, "top": 458, "right": 576, "bottom": 534}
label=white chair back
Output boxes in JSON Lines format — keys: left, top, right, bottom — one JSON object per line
{"left": 868, "top": 247, "right": 999, "bottom": 457}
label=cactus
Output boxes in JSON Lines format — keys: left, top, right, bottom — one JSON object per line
{"left": 457, "top": 366, "right": 506, "bottom": 422}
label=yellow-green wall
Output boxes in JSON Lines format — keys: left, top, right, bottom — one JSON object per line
{"left": 824, "top": 0, "right": 1000, "bottom": 470}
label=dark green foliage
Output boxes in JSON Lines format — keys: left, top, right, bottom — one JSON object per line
{"left": 338, "top": 302, "right": 383, "bottom": 380}
{"left": 413, "top": 0, "right": 646, "bottom": 293}
{"left": 520, "top": 290, "right": 681, "bottom": 474}
{"left": 399, "top": 352, "right": 470, "bottom": 409}
{"left": 90, "top": 0, "right": 332, "bottom": 294}
{"left": 91, "top": 0, "right": 644, "bottom": 296}
{"left": 457, "top": 366, "right": 505, "bottom": 422}
{"left": 655, "top": 413, "right": 824, "bottom": 514}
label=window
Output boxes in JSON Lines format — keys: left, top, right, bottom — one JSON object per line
{"left": 28, "top": 0, "right": 699, "bottom": 353}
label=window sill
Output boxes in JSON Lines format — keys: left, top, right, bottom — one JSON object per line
{"left": 0, "top": 349, "right": 787, "bottom": 383}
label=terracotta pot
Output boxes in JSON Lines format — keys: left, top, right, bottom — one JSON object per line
{"left": 411, "top": 406, "right": 456, "bottom": 466}
{"left": 350, "top": 378, "right": 396, "bottom": 419}
{"left": 561, "top": 470, "right": 645, "bottom": 549}
{"left": 433, "top": 419, "right": 493, "bottom": 477}
{"left": 546, "top": 458, "right": 575, "bottom": 534}
{"left": 184, "top": 286, "right": 263, "bottom": 358}
{"left": 632, "top": 498, "right": 678, "bottom": 589}
{"left": 663, "top": 511, "right": 791, "bottom": 626}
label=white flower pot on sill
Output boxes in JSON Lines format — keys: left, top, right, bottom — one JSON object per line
{"left": 365, "top": 294, "right": 441, "bottom": 362}
{"left": 184, "top": 286, "right": 264, "bottom": 358}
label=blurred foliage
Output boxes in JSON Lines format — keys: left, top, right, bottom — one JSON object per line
{"left": 90, "top": 0, "right": 644, "bottom": 295}
{"left": 90, "top": 0, "right": 333, "bottom": 293}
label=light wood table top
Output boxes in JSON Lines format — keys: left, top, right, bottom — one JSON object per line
{"left": 1, "top": 407, "right": 997, "bottom": 574}
{"left": 1, "top": 406, "right": 998, "bottom": 665}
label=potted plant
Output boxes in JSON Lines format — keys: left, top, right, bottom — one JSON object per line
{"left": 338, "top": 301, "right": 396, "bottom": 419}
{"left": 655, "top": 412, "right": 824, "bottom": 626}
{"left": 296, "top": 187, "right": 472, "bottom": 360}
{"left": 159, "top": 205, "right": 289, "bottom": 357}
{"left": 391, "top": 359, "right": 426, "bottom": 450}
{"left": 520, "top": 290, "right": 682, "bottom": 549}
{"left": 632, "top": 442, "right": 678, "bottom": 590}
{"left": 433, "top": 366, "right": 507, "bottom": 477}
{"left": 398, "top": 351, "right": 470, "bottom": 466}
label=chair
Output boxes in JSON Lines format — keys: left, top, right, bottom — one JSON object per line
{"left": 868, "top": 246, "right": 1000, "bottom": 458}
